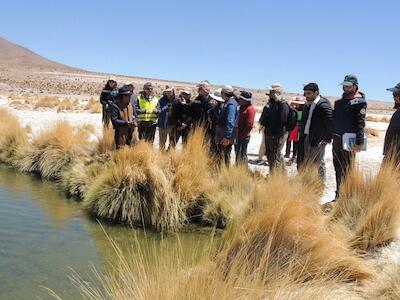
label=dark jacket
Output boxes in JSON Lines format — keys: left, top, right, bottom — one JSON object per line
{"left": 111, "top": 102, "right": 135, "bottom": 148}
{"left": 207, "top": 103, "right": 222, "bottom": 139}
{"left": 259, "top": 98, "right": 289, "bottom": 137}
{"left": 299, "top": 96, "right": 333, "bottom": 147}
{"left": 333, "top": 92, "right": 367, "bottom": 145}
{"left": 238, "top": 103, "right": 256, "bottom": 140}
{"left": 189, "top": 95, "right": 213, "bottom": 127}
{"left": 172, "top": 98, "right": 192, "bottom": 128}
{"left": 384, "top": 108, "right": 400, "bottom": 156}
{"left": 157, "top": 96, "right": 177, "bottom": 128}
{"left": 216, "top": 97, "right": 239, "bottom": 144}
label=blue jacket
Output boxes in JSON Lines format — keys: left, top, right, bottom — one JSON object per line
{"left": 216, "top": 97, "right": 239, "bottom": 143}
{"left": 157, "top": 96, "right": 177, "bottom": 128}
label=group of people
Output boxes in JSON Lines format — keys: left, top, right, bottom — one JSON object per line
{"left": 99, "top": 75, "right": 400, "bottom": 202}
{"left": 258, "top": 76, "right": 367, "bottom": 199}
{"left": 100, "top": 79, "right": 255, "bottom": 165}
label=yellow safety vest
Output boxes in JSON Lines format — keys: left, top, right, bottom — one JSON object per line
{"left": 137, "top": 95, "right": 158, "bottom": 122}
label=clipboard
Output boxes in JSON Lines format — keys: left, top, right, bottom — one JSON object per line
{"left": 342, "top": 133, "right": 367, "bottom": 152}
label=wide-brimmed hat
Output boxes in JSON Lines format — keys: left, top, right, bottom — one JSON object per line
{"left": 124, "top": 81, "right": 133, "bottom": 86}
{"left": 266, "top": 83, "right": 284, "bottom": 95}
{"left": 164, "top": 85, "right": 174, "bottom": 92}
{"left": 239, "top": 91, "right": 252, "bottom": 102}
{"left": 181, "top": 89, "right": 192, "bottom": 95}
{"left": 291, "top": 95, "right": 306, "bottom": 105}
{"left": 118, "top": 86, "right": 132, "bottom": 96}
{"left": 209, "top": 90, "right": 223, "bottom": 102}
{"left": 197, "top": 80, "right": 210, "bottom": 88}
{"left": 387, "top": 83, "right": 400, "bottom": 93}
{"left": 221, "top": 85, "right": 234, "bottom": 95}
{"left": 340, "top": 74, "right": 358, "bottom": 86}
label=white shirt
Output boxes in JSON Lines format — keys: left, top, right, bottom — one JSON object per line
{"left": 304, "top": 96, "right": 320, "bottom": 135}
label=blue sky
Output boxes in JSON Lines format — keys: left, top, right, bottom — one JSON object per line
{"left": 1, "top": 0, "right": 399, "bottom": 101}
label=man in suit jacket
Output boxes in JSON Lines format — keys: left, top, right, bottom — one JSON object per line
{"left": 298, "top": 83, "right": 333, "bottom": 180}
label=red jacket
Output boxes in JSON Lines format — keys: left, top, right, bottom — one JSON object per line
{"left": 238, "top": 103, "right": 255, "bottom": 139}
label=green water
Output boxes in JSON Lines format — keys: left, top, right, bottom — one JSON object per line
{"left": 0, "top": 166, "right": 211, "bottom": 299}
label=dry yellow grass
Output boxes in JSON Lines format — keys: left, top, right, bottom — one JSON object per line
{"left": 329, "top": 164, "right": 400, "bottom": 252}
{"left": 56, "top": 98, "right": 75, "bottom": 112}
{"left": 67, "top": 170, "right": 375, "bottom": 299}
{"left": 85, "top": 97, "right": 102, "bottom": 113}
{"left": 0, "top": 108, "right": 29, "bottom": 166}
{"left": 170, "top": 128, "right": 213, "bottom": 219}
{"left": 220, "top": 172, "right": 372, "bottom": 285}
{"left": 34, "top": 95, "right": 61, "bottom": 109}
{"left": 61, "top": 160, "right": 104, "bottom": 200}
{"left": 366, "top": 115, "right": 390, "bottom": 123}
{"left": 84, "top": 143, "right": 185, "bottom": 232}
{"left": 19, "top": 121, "right": 94, "bottom": 180}
{"left": 96, "top": 127, "right": 115, "bottom": 155}
{"left": 366, "top": 263, "right": 400, "bottom": 299}
{"left": 365, "top": 127, "right": 380, "bottom": 137}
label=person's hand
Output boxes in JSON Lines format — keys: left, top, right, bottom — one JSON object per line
{"left": 210, "top": 100, "right": 217, "bottom": 108}
{"left": 181, "top": 123, "right": 187, "bottom": 129}
{"left": 153, "top": 109, "right": 160, "bottom": 114}
{"left": 353, "top": 144, "right": 362, "bottom": 153}
{"left": 221, "top": 137, "right": 230, "bottom": 146}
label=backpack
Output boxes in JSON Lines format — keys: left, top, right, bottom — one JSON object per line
{"left": 285, "top": 102, "right": 298, "bottom": 132}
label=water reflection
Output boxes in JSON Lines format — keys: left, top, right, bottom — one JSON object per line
{"left": 0, "top": 166, "right": 213, "bottom": 300}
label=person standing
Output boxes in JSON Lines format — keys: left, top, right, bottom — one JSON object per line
{"left": 235, "top": 91, "right": 256, "bottom": 165}
{"left": 215, "top": 85, "right": 239, "bottom": 165}
{"left": 207, "top": 90, "right": 224, "bottom": 156}
{"left": 259, "top": 83, "right": 290, "bottom": 172}
{"left": 285, "top": 96, "right": 305, "bottom": 163}
{"left": 136, "top": 82, "right": 159, "bottom": 143}
{"left": 191, "top": 81, "right": 213, "bottom": 132}
{"left": 297, "top": 83, "right": 333, "bottom": 179}
{"left": 332, "top": 75, "right": 367, "bottom": 198}
{"left": 383, "top": 83, "right": 400, "bottom": 164}
{"left": 172, "top": 89, "right": 192, "bottom": 147}
{"left": 258, "top": 101, "right": 269, "bottom": 163}
{"left": 111, "top": 86, "right": 137, "bottom": 149}
{"left": 100, "top": 78, "right": 118, "bottom": 128}
{"left": 157, "top": 85, "right": 177, "bottom": 151}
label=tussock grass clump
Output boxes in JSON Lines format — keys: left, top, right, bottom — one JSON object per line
{"left": 329, "top": 165, "right": 400, "bottom": 252}
{"left": 85, "top": 97, "right": 102, "bottom": 113}
{"left": 366, "top": 115, "right": 390, "bottom": 123}
{"left": 365, "top": 127, "right": 380, "bottom": 137}
{"left": 84, "top": 143, "right": 185, "bottom": 232}
{"left": 0, "top": 108, "right": 29, "bottom": 166}
{"left": 19, "top": 121, "right": 94, "bottom": 180}
{"left": 367, "top": 263, "right": 400, "bottom": 299}
{"left": 61, "top": 160, "right": 104, "bottom": 200}
{"left": 202, "top": 165, "right": 258, "bottom": 228}
{"left": 56, "top": 98, "right": 75, "bottom": 112}
{"left": 171, "top": 128, "right": 213, "bottom": 202}
{"left": 96, "top": 127, "right": 115, "bottom": 155}
{"left": 34, "top": 95, "right": 61, "bottom": 109}
{"left": 68, "top": 224, "right": 366, "bottom": 300}
{"left": 219, "top": 172, "right": 372, "bottom": 284}
{"left": 169, "top": 128, "right": 215, "bottom": 225}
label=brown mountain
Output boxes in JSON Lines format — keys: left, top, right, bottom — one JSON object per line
{"left": 0, "top": 36, "right": 77, "bottom": 71}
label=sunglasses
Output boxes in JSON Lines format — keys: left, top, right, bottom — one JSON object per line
{"left": 146, "top": 88, "right": 153, "bottom": 91}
